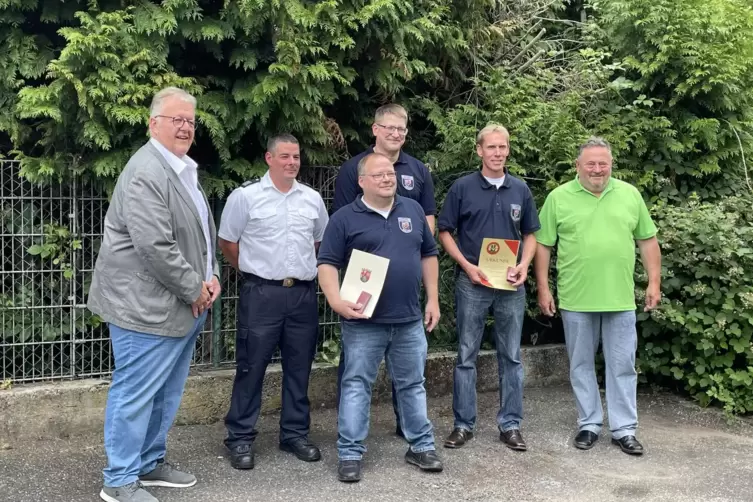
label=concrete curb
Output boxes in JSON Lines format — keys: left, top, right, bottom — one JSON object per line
{"left": 0, "top": 344, "right": 569, "bottom": 444}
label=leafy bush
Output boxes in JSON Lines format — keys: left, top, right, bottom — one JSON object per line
{"left": 637, "top": 194, "right": 753, "bottom": 415}
{"left": 594, "top": 0, "right": 753, "bottom": 201}
{"left": 1, "top": 0, "right": 473, "bottom": 187}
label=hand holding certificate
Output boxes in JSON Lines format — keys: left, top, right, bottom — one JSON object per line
{"left": 477, "top": 238, "right": 520, "bottom": 291}
{"left": 339, "top": 249, "right": 389, "bottom": 318}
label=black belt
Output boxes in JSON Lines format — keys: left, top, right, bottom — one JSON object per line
{"left": 242, "top": 272, "right": 313, "bottom": 288}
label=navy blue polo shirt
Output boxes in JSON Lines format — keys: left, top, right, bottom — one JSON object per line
{"left": 332, "top": 147, "right": 437, "bottom": 216}
{"left": 317, "top": 195, "right": 438, "bottom": 323}
{"left": 437, "top": 171, "right": 540, "bottom": 266}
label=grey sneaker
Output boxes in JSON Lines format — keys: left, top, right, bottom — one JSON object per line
{"left": 100, "top": 482, "right": 158, "bottom": 502}
{"left": 139, "top": 461, "right": 197, "bottom": 488}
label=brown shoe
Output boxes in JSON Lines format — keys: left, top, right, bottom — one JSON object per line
{"left": 444, "top": 428, "right": 473, "bottom": 448}
{"left": 500, "top": 429, "right": 527, "bottom": 451}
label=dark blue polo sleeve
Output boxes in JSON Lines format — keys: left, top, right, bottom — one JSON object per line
{"left": 419, "top": 164, "right": 437, "bottom": 216}
{"left": 421, "top": 215, "right": 439, "bottom": 257}
{"left": 437, "top": 182, "right": 460, "bottom": 233}
{"left": 333, "top": 160, "right": 359, "bottom": 213}
{"left": 316, "top": 214, "right": 347, "bottom": 269}
{"left": 521, "top": 186, "right": 541, "bottom": 235}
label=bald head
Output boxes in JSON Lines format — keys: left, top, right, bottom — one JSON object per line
{"left": 357, "top": 152, "right": 397, "bottom": 201}
{"left": 357, "top": 152, "right": 393, "bottom": 176}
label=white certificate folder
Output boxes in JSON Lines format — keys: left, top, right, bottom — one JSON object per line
{"left": 339, "top": 249, "right": 390, "bottom": 319}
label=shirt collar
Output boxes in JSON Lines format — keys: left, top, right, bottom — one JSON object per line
{"left": 353, "top": 194, "right": 403, "bottom": 213}
{"left": 260, "top": 171, "right": 302, "bottom": 194}
{"left": 476, "top": 170, "right": 511, "bottom": 189}
{"left": 150, "top": 138, "right": 197, "bottom": 175}
{"left": 570, "top": 176, "right": 614, "bottom": 196}
{"left": 366, "top": 146, "right": 408, "bottom": 165}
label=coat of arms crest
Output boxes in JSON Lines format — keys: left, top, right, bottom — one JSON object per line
{"left": 360, "top": 268, "right": 371, "bottom": 282}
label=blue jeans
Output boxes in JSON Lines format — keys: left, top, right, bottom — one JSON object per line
{"left": 103, "top": 313, "right": 206, "bottom": 487}
{"left": 452, "top": 270, "right": 525, "bottom": 432}
{"left": 560, "top": 310, "right": 638, "bottom": 439}
{"left": 336, "top": 349, "right": 402, "bottom": 430}
{"left": 338, "top": 319, "right": 435, "bottom": 460}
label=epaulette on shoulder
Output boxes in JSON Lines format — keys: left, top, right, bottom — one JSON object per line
{"left": 236, "top": 178, "right": 261, "bottom": 190}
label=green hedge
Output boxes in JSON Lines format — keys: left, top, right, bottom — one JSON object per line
{"left": 636, "top": 194, "right": 753, "bottom": 415}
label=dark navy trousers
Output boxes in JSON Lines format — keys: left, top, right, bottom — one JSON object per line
{"left": 224, "top": 275, "right": 319, "bottom": 448}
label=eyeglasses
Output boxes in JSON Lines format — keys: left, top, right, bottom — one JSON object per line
{"left": 375, "top": 123, "right": 408, "bottom": 136}
{"left": 583, "top": 162, "right": 610, "bottom": 169}
{"left": 362, "top": 172, "right": 397, "bottom": 180}
{"left": 155, "top": 115, "right": 197, "bottom": 130}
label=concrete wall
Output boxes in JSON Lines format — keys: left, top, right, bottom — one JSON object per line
{"left": 0, "top": 345, "right": 569, "bottom": 445}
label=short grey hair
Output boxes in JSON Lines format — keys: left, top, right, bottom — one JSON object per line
{"left": 357, "top": 152, "right": 391, "bottom": 176}
{"left": 267, "top": 133, "right": 299, "bottom": 154}
{"left": 149, "top": 87, "right": 196, "bottom": 118}
{"left": 577, "top": 136, "right": 612, "bottom": 158}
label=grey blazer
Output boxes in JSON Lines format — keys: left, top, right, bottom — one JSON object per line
{"left": 87, "top": 141, "right": 219, "bottom": 337}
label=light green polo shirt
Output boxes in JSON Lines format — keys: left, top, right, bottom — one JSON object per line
{"left": 535, "top": 177, "right": 657, "bottom": 312}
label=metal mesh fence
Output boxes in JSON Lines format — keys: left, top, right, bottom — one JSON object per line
{"left": 1, "top": 160, "right": 548, "bottom": 384}
{"left": 0, "top": 160, "right": 342, "bottom": 383}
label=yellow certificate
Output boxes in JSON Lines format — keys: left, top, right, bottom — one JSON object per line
{"left": 477, "top": 238, "right": 520, "bottom": 291}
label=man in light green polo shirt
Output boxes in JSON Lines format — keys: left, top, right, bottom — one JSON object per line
{"left": 534, "top": 136, "right": 661, "bottom": 456}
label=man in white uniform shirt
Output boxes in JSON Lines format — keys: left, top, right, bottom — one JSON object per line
{"left": 218, "top": 134, "right": 329, "bottom": 470}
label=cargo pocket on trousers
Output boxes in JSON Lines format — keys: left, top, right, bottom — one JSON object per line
{"left": 236, "top": 327, "right": 249, "bottom": 372}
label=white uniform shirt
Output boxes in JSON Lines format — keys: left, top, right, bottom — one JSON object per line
{"left": 150, "top": 138, "right": 213, "bottom": 281}
{"left": 218, "top": 171, "right": 329, "bottom": 281}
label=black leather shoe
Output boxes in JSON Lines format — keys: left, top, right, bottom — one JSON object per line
{"left": 500, "top": 429, "right": 527, "bottom": 451}
{"left": 611, "top": 435, "right": 644, "bottom": 455}
{"left": 405, "top": 449, "right": 444, "bottom": 472}
{"left": 229, "top": 444, "right": 254, "bottom": 470}
{"left": 338, "top": 460, "right": 362, "bottom": 482}
{"left": 444, "top": 428, "right": 474, "bottom": 448}
{"left": 280, "top": 438, "right": 322, "bottom": 462}
{"left": 574, "top": 430, "right": 599, "bottom": 450}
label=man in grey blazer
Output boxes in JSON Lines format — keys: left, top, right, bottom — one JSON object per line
{"left": 87, "top": 87, "right": 220, "bottom": 502}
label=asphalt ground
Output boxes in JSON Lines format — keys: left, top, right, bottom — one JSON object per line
{"left": 1, "top": 385, "right": 752, "bottom": 502}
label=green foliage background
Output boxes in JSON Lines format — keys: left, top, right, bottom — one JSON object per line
{"left": 1, "top": 0, "right": 752, "bottom": 413}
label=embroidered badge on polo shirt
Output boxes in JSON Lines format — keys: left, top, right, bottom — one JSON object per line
{"left": 510, "top": 204, "right": 521, "bottom": 221}
{"left": 398, "top": 217, "right": 413, "bottom": 233}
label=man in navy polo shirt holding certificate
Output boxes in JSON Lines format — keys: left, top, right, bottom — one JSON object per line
{"left": 437, "top": 124, "right": 540, "bottom": 452}
{"left": 333, "top": 103, "right": 437, "bottom": 438}
{"left": 318, "top": 152, "right": 442, "bottom": 483}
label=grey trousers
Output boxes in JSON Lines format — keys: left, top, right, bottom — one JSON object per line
{"left": 560, "top": 310, "right": 638, "bottom": 439}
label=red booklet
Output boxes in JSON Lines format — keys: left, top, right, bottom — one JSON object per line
{"left": 355, "top": 291, "right": 372, "bottom": 313}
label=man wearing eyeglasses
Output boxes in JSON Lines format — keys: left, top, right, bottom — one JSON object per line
{"left": 318, "top": 152, "right": 442, "bottom": 482}
{"left": 333, "top": 104, "right": 436, "bottom": 230}
{"left": 534, "top": 137, "right": 660, "bottom": 456}
{"left": 88, "top": 87, "right": 219, "bottom": 502}
{"left": 218, "top": 134, "right": 329, "bottom": 472}
{"left": 332, "top": 103, "right": 437, "bottom": 439}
